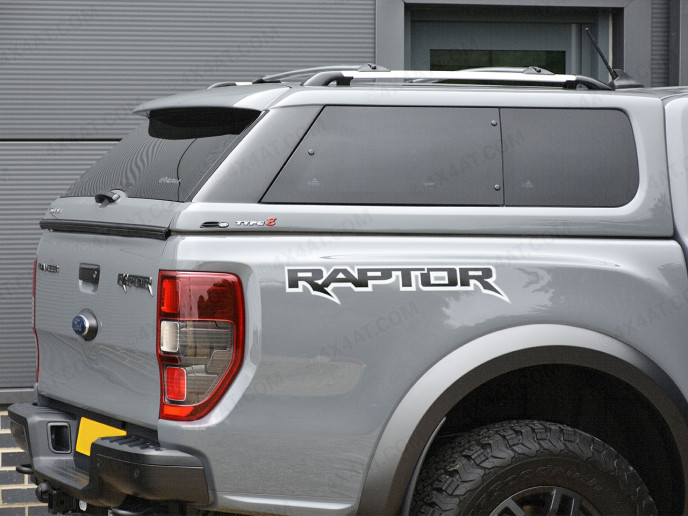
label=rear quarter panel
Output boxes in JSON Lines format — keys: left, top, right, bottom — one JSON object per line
{"left": 157, "top": 233, "right": 688, "bottom": 509}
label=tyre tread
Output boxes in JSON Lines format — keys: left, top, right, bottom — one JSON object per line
{"left": 411, "top": 420, "right": 657, "bottom": 515}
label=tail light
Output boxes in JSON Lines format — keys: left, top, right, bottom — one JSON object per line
{"left": 33, "top": 258, "right": 39, "bottom": 383}
{"left": 157, "top": 271, "right": 245, "bottom": 421}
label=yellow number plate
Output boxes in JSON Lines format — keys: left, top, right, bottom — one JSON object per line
{"left": 75, "top": 417, "right": 126, "bottom": 456}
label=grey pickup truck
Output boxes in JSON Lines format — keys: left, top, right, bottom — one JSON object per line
{"left": 9, "top": 65, "right": 688, "bottom": 515}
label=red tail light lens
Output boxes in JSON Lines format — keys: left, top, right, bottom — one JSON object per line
{"left": 157, "top": 271, "right": 245, "bottom": 420}
{"left": 160, "top": 277, "right": 181, "bottom": 315}
{"left": 165, "top": 367, "right": 187, "bottom": 401}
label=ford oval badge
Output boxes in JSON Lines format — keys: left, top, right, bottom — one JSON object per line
{"left": 72, "top": 310, "right": 98, "bottom": 341}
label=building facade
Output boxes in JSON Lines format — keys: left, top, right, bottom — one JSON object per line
{"left": 0, "top": 0, "right": 685, "bottom": 403}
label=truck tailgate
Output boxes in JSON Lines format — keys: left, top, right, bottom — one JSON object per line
{"left": 35, "top": 229, "right": 166, "bottom": 428}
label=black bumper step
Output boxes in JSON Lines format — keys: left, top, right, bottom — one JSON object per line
{"left": 8, "top": 403, "right": 208, "bottom": 508}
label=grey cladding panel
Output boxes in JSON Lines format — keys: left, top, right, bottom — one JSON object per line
{"left": 0, "top": 142, "right": 114, "bottom": 389}
{"left": 0, "top": 0, "right": 375, "bottom": 139}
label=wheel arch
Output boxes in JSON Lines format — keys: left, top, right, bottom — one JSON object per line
{"left": 357, "top": 324, "right": 688, "bottom": 515}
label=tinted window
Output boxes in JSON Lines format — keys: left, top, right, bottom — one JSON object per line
{"left": 64, "top": 107, "right": 260, "bottom": 202}
{"left": 502, "top": 108, "right": 639, "bottom": 207}
{"left": 262, "top": 106, "right": 504, "bottom": 206}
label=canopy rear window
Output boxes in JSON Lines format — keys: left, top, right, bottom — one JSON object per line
{"left": 64, "top": 107, "right": 260, "bottom": 202}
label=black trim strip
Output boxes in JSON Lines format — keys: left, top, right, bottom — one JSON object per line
{"left": 40, "top": 219, "right": 170, "bottom": 240}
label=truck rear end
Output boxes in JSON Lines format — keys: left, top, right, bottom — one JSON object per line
{"left": 9, "top": 86, "right": 289, "bottom": 514}
{"left": 10, "top": 72, "right": 688, "bottom": 515}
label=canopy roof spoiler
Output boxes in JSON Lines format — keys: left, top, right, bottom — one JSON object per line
{"left": 133, "top": 83, "right": 289, "bottom": 115}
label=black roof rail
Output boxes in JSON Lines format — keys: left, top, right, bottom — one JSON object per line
{"left": 252, "top": 65, "right": 362, "bottom": 84}
{"left": 252, "top": 63, "right": 390, "bottom": 84}
{"left": 207, "top": 64, "right": 388, "bottom": 89}
{"left": 301, "top": 67, "right": 612, "bottom": 90}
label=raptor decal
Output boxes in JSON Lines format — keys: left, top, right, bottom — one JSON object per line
{"left": 285, "top": 266, "right": 509, "bottom": 304}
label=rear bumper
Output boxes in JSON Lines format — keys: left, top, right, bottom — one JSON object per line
{"left": 8, "top": 403, "right": 209, "bottom": 508}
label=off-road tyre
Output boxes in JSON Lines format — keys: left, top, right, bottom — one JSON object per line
{"left": 411, "top": 420, "right": 657, "bottom": 515}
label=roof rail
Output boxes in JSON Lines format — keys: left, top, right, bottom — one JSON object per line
{"left": 207, "top": 81, "right": 252, "bottom": 89}
{"left": 301, "top": 66, "right": 612, "bottom": 90}
{"left": 253, "top": 63, "right": 390, "bottom": 84}
{"left": 207, "top": 64, "right": 390, "bottom": 89}
{"left": 252, "top": 65, "right": 362, "bottom": 84}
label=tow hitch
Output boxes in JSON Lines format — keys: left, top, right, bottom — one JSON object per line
{"left": 35, "top": 480, "right": 80, "bottom": 513}
{"left": 19, "top": 464, "right": 187, "bottom": 515}
{"left": 18, "top": 464, "right": 91, "bottom": 515}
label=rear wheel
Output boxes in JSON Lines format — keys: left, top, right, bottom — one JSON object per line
{"left": 411, "top": 420, "right": 657, "bottom": 515}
